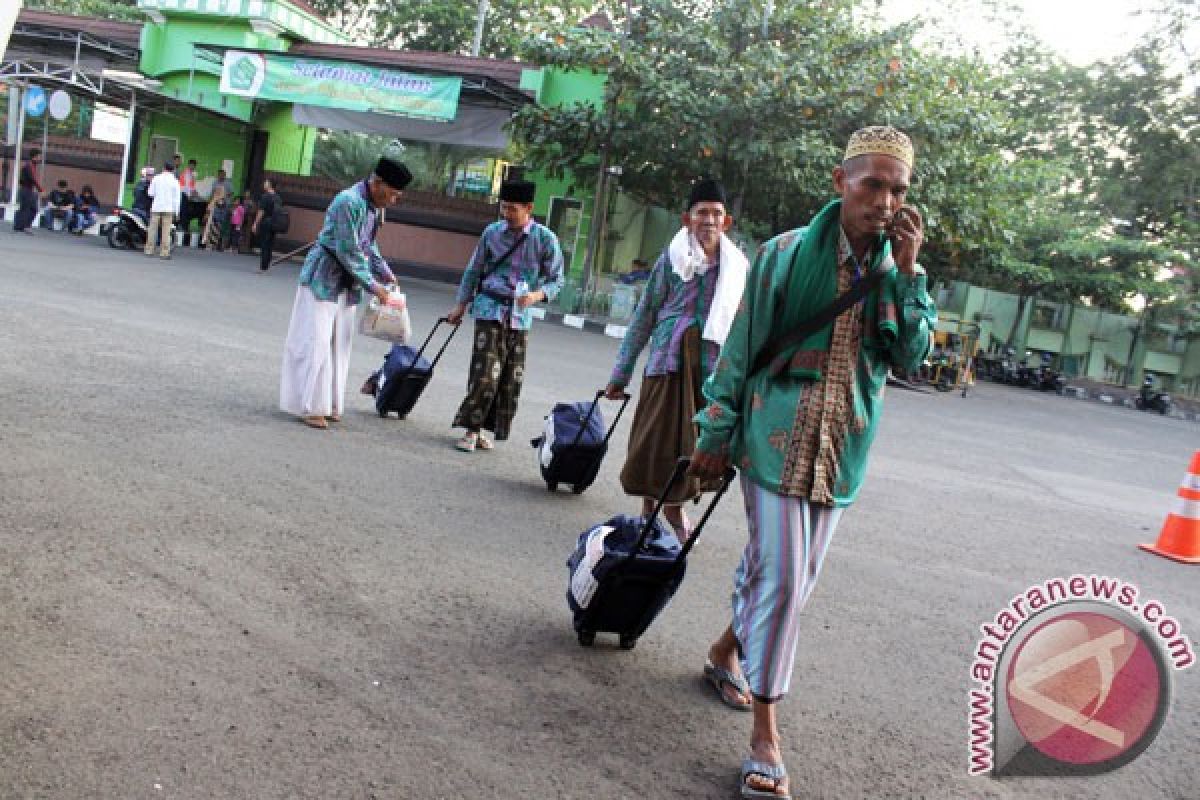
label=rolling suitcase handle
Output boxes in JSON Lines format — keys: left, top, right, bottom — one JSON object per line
{"left": 567, "top": 388, "right": 632, "bottom": 450}
{"left": 395, "top": 316, "right": 459, "bottom": 382}
{"left": 627, "top": 457, "right": 737, "bottom": 564}
{"left": 417, "top": 316, "right": 459, "bottom": 370}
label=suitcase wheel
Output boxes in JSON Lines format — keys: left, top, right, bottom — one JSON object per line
{"left": 377, "top": 409, "right": 388, "bottom": 418}
{"left": 578, "top": 630, "right": 595, "bottom": 647}
{"left": 571, "top": 484, "right": 585, "bottom": 495}
{"left": 619, "top": 635, "right": 637, "bottom": 650}
{"left": 547, "top": 482, "right": 558, "bottom": 492}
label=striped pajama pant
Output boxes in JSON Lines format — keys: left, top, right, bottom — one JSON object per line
{"left": 732, "top": 476, "right": 845, "bottom": 702}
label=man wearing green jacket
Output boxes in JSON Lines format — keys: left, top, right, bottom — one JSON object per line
{"left": 689, "top": 126, "right": 936, "bottom": 800}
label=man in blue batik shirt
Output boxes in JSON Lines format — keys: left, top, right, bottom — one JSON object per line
{"left": 279, "top": 156, "right": 412, "bottom": 430}
{"left": 446, "top": 179, "right": 564, "bottom": 452}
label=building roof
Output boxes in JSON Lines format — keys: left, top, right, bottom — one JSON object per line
{"left": 15, "top": 9, "right": 143, "bottom": 52}
{"left": 288, "top": 43, "right": 527, "bottom": 93}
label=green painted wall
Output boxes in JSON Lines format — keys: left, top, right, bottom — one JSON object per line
{"left": 257, "top": 104, "right": 315, "bottom": 175}
{"left": 139, "top": 20, "right": 288, "bottom": 122}
{"left": 933, "top": 280, "right": 1200, "bottom": 392}
{"left": 123, "top": 110, "right": 249, "bottom": 204}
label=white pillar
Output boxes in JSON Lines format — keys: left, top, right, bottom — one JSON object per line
{"left": 116, "top": 92, "right": 136, "bottom": 207}
{"left": 8, "top": 85, "right": 24, "bottom": 207}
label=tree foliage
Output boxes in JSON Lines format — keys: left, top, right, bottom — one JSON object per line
{"left": 23, "top": 0, "right": 143, "bottom": 22}
{"left": 512, "top": 1, "right": 1021, "bottom": 276}
{"left": 305, "top": 0, "right": 598, "bottom": 56}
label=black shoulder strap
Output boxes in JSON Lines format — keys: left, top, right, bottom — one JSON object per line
{"left": 474, "top": 231, "right": 528, "bottom": 295}
{"left": 749, "top": 266, "right": 888, "bottom": 378}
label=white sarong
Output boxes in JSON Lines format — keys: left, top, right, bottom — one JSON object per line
{"left": 279, "top": 286, "right": 357, "bottom": 417}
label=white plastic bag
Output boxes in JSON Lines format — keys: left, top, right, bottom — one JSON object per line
{"left": 359, "top": 291, "right": 411, "bottom": 343}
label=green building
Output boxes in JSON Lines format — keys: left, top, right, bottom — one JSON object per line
{"left": 934, "top": 280, "right": 1200, "bottom": 396}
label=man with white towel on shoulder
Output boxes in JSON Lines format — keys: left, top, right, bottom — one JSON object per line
{"left": 603, "top": 177, "right": 749, "bottom": 541}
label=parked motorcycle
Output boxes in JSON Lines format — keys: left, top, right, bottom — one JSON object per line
{"left": 1014, "top": 351, "right": 1039, "bottom": 387}
{"left": 1033, "top": 353, "right": 1067, "bottom": 393}
{"left": 1135, "top": 376, "right": 1172, "bottom": 415}
{"left": 104, "top": 208, "right": 174, "bottom": 251}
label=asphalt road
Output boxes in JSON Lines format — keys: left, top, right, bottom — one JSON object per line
{"left": 1, "top": 231, "right": 1196, "bottom": 799}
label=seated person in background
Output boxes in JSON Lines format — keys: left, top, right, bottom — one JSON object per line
{"left": 132, "top": 167, "right": 154, "bottom": 221}
{"left": 43, "top": 180, "right": 76, "bottom": 229}
{"left": 69, "top": 185, "right": 100, "bottom": 235}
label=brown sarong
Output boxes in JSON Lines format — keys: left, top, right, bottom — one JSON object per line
{"left": 619, "top": 326, "right": 716, "bottom": 503}
{"left": 452, "top": 319, "right": 527, "bottom": 440}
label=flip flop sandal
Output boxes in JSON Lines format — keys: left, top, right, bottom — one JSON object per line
{"left": 476, "top": 433, "right": 494, "bottom": 451}
{"left": 455, "top": 432, "right": 478, "bottom": 452}
{"left": 740, "top": 758, "right": 790, "bottom": 799}
{"left": 704, "top": 660, "right": 752, "bottom": 711}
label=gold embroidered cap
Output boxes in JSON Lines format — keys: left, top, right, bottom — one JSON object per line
{"left": 843, "top": 125, "right": 914, "bottom": 170}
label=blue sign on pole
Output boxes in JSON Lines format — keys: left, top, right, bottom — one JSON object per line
{"left": 25, "top": 86, "right": 46, "bottom": 117}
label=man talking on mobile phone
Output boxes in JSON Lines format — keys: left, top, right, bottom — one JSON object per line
{"left": 688, "top": 126, "right": 935, "bottom": 800}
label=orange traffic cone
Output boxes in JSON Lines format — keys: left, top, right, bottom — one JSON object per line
{"left": 1139, "top": 451, "right": 1200, "bottom": 564}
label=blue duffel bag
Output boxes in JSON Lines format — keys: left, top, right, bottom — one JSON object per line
{"left": 566, "top": 513, "right": 685, "bottom": 648}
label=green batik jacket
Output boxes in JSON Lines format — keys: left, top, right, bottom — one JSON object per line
{"left": 694, "top": 209, "right": 936, "bottom": 506}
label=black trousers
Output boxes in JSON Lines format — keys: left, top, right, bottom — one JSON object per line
{"left": 13, "top": 187, "right": 38, "bottom": 231}
{"left": 258, "top": 226, "right": 275, "bottom": 271}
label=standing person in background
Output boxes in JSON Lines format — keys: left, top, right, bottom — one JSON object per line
{"left": 145, "top": 161, "right": 181, "bottom": 259}
{"left": 445, "top": 179, "right": 564, "bottom": 453}
{"left": 177, "top": 158, "right": 199, "bottom": 235}
{"left": 228, "top": 195, "right": 247, "bottom": 255}
{"left": 13, "top": 148, "right": 43, "bottom": 234}
{"left": 603, "top": 179, "right": 749, "bottom": 542}
{"left": 688, "top": 126, "right": 935, "bottom": 800}
{"left": 132, "top": 167, "right": 154, "bottom": 221}
{"left": 251, "top": 179, "right": 280, "bottom": 272}
{"left": 279, "top": 156, "right": 413, "bottom": 429}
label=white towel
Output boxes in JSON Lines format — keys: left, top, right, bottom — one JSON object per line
{"left": 667, "top": 226, "right": 749, "bottom": 346}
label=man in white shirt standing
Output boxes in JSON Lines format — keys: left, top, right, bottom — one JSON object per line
{"left": 146, "top": 160, "right": 181, "bottom": 259}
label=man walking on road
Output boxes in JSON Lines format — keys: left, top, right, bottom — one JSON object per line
{"left": 689, "top": 126, "right": 936, "bottom": 799}
{"left": 446, "top": 180, "right": 564, "bottom": 452}
{"left": 279, "top": 156, "right": 412, "bottom": 429}
{"left": 146, "top": 161, "right": 181, "bottom": 259}
{"left": 603, "top": 178, "right": 749, "bottom": 541}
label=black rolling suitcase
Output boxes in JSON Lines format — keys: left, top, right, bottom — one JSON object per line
{"left": 376, "top": 317, "right": 458, "bottom": 419}
{"left": 531, "top": 389, "right": 630, "bottom": 494}
{"left": 566, "top": 458, "right": 737, "bottom": 649}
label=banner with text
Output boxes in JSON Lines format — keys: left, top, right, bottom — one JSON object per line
{"left": 219, "top": 50, "right": 461, "bottom": 121}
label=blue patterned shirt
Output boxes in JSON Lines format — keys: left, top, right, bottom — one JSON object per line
{"left": 299, "top": 181, "right": 396, "bottom": 304}
{"left": 609, "top": 250, "right": 721, "bottom": 387}
{"left": 454, "top": 220, "right": 564, "bottom": 331}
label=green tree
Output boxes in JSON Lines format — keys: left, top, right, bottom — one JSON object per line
{"left": 306, "top": 0, "right": 601, "bottom": 56}
{"left": 511, "top": 0, "right": 1027, "bottom": 276}
{"left": 23, "top": 0, "right": 142, "bottom": 22}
